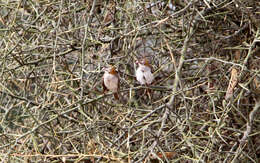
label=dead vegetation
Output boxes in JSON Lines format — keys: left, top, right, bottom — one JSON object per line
{"left": 0, "top": 0, "right": 260, "bottom": 162}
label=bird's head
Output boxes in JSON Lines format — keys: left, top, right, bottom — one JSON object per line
{"left": 103, "top": 66, "right": 117, "bottom": 75}
{"left": 136, "top": 58, "right": 151, "bottom": 67}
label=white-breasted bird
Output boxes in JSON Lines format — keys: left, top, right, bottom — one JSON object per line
{"left": 102, "top": 66, "right": 120, "bottom": 100}
{"left": 136, "top": 58, "right": 154, "bottom": 85}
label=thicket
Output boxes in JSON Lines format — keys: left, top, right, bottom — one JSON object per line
{"left": 0, "top": 0, "right": 259, "bottom": 162}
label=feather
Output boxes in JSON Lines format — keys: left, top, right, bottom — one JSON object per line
{"left": 103, "top": 66, "right": 120, "bottom": 100}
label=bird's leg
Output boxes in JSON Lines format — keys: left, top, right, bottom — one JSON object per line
{"left": 141, "top": 87, "right": 146, "bottom": 97}
{"left": 145, "top": 84, "right": 152, "bottom": 100}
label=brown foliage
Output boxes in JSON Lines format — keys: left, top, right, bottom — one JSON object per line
{"left": 0, "top": 0, "right": 260, "bottom": 162}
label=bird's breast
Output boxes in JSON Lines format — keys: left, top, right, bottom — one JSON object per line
{"left": 104, "top": 73, "right": 118, "bottom": 92}
{"left": 136, "top": 66, "right": 154, "bottom": 85}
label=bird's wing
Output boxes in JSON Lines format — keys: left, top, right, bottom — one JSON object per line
{"left": 144, "top": 70, "right": 154, "bottom": 85}
{"left": 102, "top": 76, "right": 108, "bottom": 92}
{"left": 136, "top": 68, "right": 145, "bottom": 85}
{"left": 115, "top": 73, "right": 120, "bottom": 91}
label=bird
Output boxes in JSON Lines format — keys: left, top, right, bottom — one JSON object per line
{"left": 136, "top": 58, "right": 154, "bottom": 85}
{"left": 102, "top": 66, "right": 120, "bottom": 100}
{"left": 136, "top": 58, "right": 154, "bottom": 99}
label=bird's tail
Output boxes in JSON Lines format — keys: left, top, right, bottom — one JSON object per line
{"left": 145, "top": 88, "right": 153, "bottom": 100}
{"left": 114, "top": 92, "right": 119, "bottom": 100}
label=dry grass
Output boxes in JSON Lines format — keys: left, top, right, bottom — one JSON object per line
{"left": 0, "top": 0, "right": 260, "bottom": 162}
